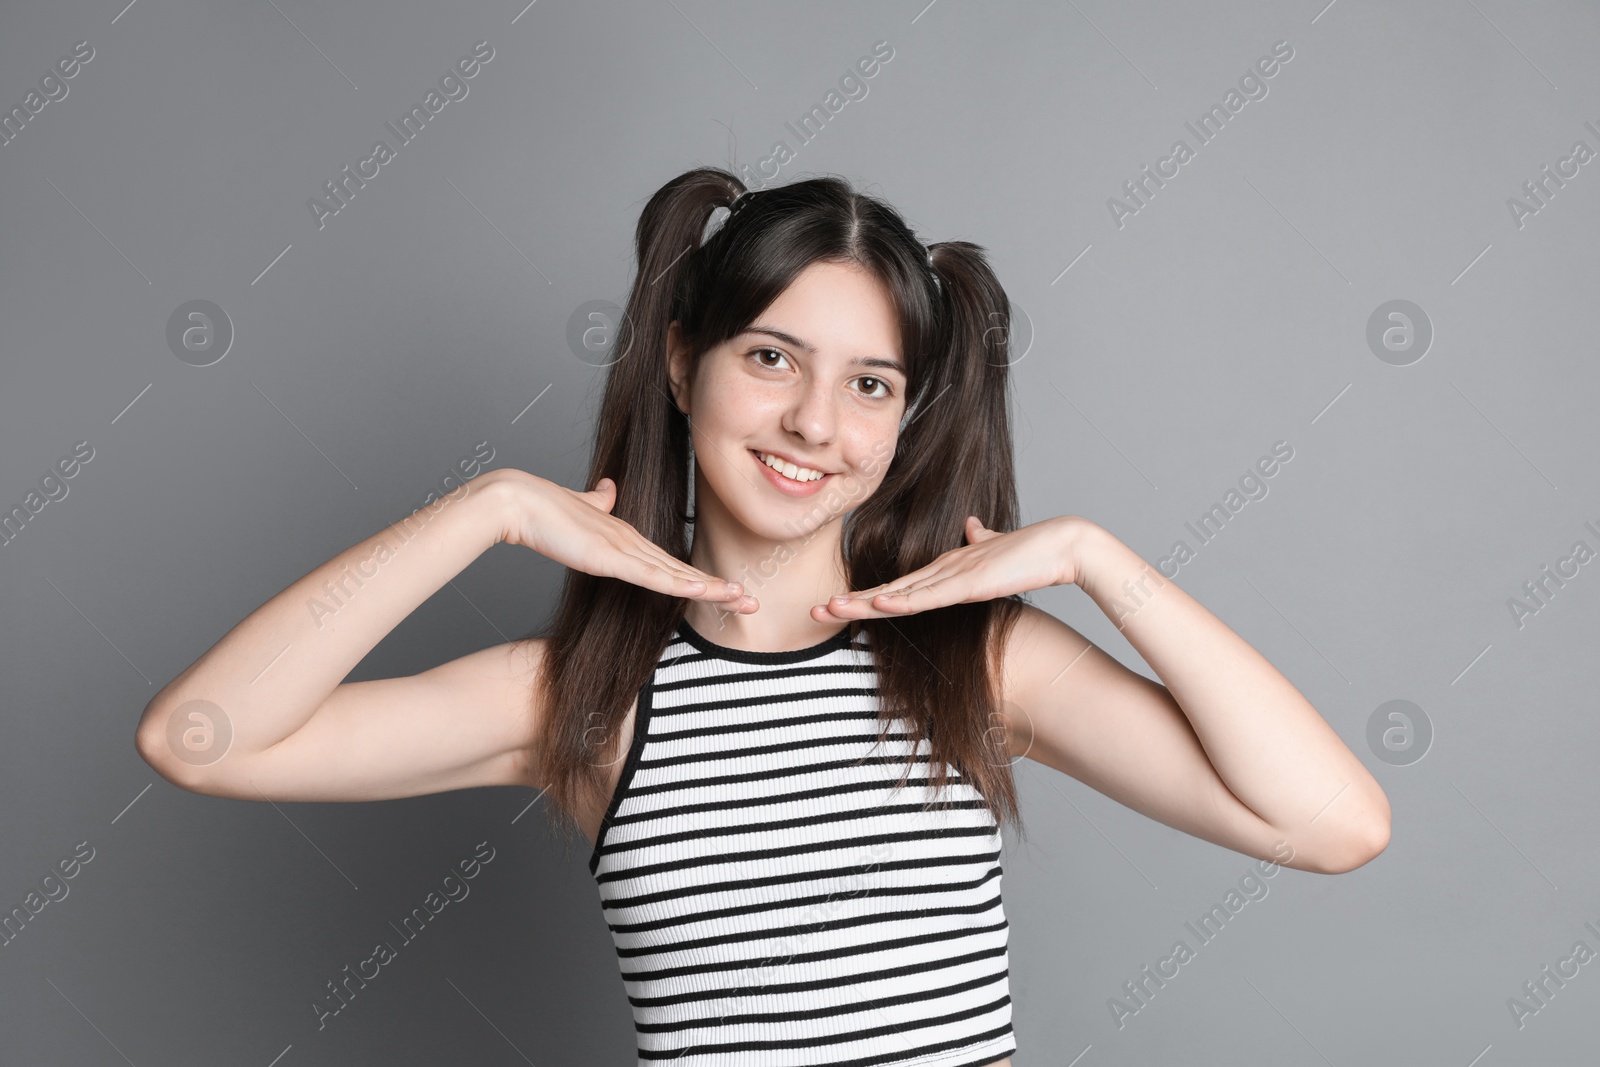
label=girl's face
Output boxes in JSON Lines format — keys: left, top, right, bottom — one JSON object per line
{"left": 667, "top": 260, "right": 909, "bottom": 542}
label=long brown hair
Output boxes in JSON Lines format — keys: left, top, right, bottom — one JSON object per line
{"left": 526, "top": 166, "right": 1029, "bottom": 856}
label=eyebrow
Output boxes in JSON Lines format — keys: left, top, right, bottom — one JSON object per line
{"left": 743, "top": 326, "right": 907, "bottom": 376}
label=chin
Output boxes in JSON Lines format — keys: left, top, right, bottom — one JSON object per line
{"left": 745, "top": 505, "right": 835, "bottom": 543}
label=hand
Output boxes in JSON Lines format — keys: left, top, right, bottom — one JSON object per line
{"left": 500, "top": 472, "right": 756, "bottom": 612}
{"left": 812, "top": 515, "right": 1089, "bottom": 622}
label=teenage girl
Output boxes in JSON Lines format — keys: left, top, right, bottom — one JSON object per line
{"left": 137, "top": 167, "right": 1390, "bottom": 1066}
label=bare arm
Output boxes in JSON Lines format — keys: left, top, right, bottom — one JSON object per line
{"left": 134, "top": 469, "right": 530, "bottom": 795}
{"left": 135, "top": 466, "right": 752, "bottom": 801}
{"left": 1005, "top": 521, "right": 1390, "bottom": 875}
{"left": 805, "top": 510, "right": 1389, "bottom": 874}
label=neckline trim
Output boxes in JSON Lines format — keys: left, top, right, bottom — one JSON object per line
{"left": 674, "top": 618, "right": 856, "bottom": 664}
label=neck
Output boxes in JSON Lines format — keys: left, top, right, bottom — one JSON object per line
{"left": 682, "top": 484, "right": 854, "bottom": 653}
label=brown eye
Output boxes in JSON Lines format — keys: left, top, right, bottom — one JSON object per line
{"left": 751, "top": 347, "right": 790, "bottom": 369}
{"left": 857, "top": 376, "right": 893, "bottom": 399}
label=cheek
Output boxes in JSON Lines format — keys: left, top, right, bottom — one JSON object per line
{"left": 848, "top": 417, "right": 899, "bottom": 475}
{"left": 839, "top": 432, "right": 897, "bottom": 500}
{"left": 697, "top": 372, "right": 780, "bottom": 428}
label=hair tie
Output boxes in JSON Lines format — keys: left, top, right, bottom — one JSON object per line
{"left": 701, "top": 191, "right": 749, "bottom": 246}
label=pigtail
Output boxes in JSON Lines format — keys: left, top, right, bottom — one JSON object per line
{"left": 531, "top": 168, "right": 744, "bottom": 852}
{"left": 847, "top": 239, "right": 1028, "bottom": 838}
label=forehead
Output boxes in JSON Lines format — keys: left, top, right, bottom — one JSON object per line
{"left": 747, "top": 261, "right": 903, "bottom": 365}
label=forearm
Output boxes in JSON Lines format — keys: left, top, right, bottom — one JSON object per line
{"left": 137, "top": 471, "right": 515, "bottom": 763}
{"left": 1069, "top": 520, "right": 1390, "bottom": 857}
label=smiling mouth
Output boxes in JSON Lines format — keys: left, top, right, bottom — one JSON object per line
{"left": 751, "top": 449, "right": 832, "bottom": 483}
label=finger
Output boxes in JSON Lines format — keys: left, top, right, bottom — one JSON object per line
{"left": 810, "top": 603, "right": 834, "bottom": 623}
{"left": 811, "top": 601, "right": 879, "bottom": 623}
{"left": 818, "top": 578, "right": 933, "bottom": 619}
{"left": 710, "top": 592, "right": 761, "bottom": 616}
{"left": 629, "top": 542, "right": 745, "bottom": 600}
{"left": 816, "top": 587, "right": 925, "bottom": 621}
{"left": 625, "top": 555, "right": 686, "bottom": 590}
{"left": 628, "top": 556, "right": 726, "bottom": 599}
{"left": 644, "top": 560, "right": 746, "bottom": 602}
{"left": 693, "top": 580, "right": 753, "bottom": 604}
{"left": 833, "top": 559, "right": 957, "bottom": 606}
{"left": 628, "top": 547, "right": 751, "bottom": 605}
{"left": 870, "top": 574, "right": 962, "bottom": 613}
{"left": 821, "top": 590, "right": 887, "bottom": 615}
{"left": 840, "top": 568, "right": 968, "bottom": 617}
{"left": 612, "top": 530, "right": 704, "bottom": 577}
{"left": 832, "top": 564, "right": 943, "bottom": 604}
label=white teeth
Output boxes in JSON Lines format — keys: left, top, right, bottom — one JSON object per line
{"left": 758, "top": 452, "right": 825, "bottom": 482}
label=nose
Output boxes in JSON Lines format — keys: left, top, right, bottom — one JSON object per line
{"left": 780, "top": 372, "right": 836, "bottom": 446}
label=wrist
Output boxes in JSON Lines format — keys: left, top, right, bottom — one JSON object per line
{"left": 1055, "top": 515, "right": 1109, "bottom": 587}
{"left": 475, "top": 468, "right": 539, "bottom": 547}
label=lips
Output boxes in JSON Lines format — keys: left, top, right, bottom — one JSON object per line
{"left": 750, "top": 449, "right": 834, "bottom": 496}
{"left": 752, "top": 449, "right": 831, "bottom": 481}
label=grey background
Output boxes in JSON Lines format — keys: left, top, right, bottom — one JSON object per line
{"left": 3, "top": 0, "right": 1597, "bottom": 1063}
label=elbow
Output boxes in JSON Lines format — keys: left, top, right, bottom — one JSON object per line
{"left": 135, "top": 711, "right": 165, "bottom": 772}
{"left": 135, "top": 706, "right": 210, "bottom": 795}
{"left": 1321, "top": 806, "right": 1392, "bottom": 874}
{"left": 1361, "top": 806, "right": 1392, "bottom": 863}
{"left": 135, "top": 719, "right": 183, "bottom": 789}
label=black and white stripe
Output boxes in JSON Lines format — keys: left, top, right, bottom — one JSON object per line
{"left": 590, "top": 619, "right": 1015, "bottom": 1067}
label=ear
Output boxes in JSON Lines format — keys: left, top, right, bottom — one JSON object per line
{"left": 666, "top": 321, "right": 691, "bottom": 416}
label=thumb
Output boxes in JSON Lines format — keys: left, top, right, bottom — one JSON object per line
{"left": 589, "top": 477, "right": 618, "bottom": 513}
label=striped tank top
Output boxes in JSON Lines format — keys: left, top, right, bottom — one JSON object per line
{"left": 589, "top": 618, "right": 1016, "bottom": 1067}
